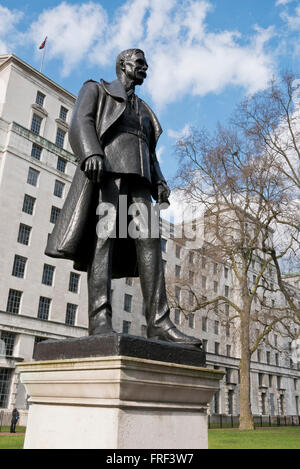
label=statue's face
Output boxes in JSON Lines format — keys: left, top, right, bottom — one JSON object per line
{"left": 122, "top": 52, "right": 148, "bottom": 85}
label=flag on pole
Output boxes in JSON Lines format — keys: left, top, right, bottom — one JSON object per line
{"left": 39, "top": 36, "right": 47, "bottom": 50}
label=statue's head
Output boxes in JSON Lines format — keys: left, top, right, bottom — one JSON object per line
{"left": 116, "top": 48, "right": 148, "bottom": 86}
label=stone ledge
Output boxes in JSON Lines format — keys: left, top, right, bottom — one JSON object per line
{"left": 34, "top": 332, "right": 206, "bottom": 367}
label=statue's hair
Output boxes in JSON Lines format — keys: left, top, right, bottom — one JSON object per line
{"left": 116, "top": 49, "right": 145, "bottom": 77}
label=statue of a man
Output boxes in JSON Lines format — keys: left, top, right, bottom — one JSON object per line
{"left": 46, "top": 49, "right": 201, "bottom": 348}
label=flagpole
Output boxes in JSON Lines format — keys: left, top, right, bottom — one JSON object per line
{"left": 40, "top": 43, "right": 46, "bottom": 74}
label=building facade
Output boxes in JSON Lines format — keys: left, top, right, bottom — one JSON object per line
{"left": 0, "top": 55, "right": 299, "bottom": 423}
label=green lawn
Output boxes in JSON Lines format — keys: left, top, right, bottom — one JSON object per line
{"left": 208, "top": 426, "right": 300, "bottom": 449}
{"left": 1, "top": 426, "right": 300, "bottom": 449}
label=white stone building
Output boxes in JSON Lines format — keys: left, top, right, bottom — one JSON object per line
{"left": 0, "top": 54, "right": 299, "bottom": 424}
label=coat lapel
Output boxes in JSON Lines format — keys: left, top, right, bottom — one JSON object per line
{"left": 98, "top": 79, "right": 127, "bottom": 138}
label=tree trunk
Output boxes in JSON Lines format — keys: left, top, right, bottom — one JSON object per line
{"left": 239, "top": 298, "right": 254, "bottom": 430}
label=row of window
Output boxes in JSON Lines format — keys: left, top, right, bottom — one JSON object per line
{"left": 11, "top": 256, "right": 80, "bottom": 290}
{"left": 22, "top": 193, "right": 61, "bottom": 224}
{"left": 6, "top": 289, "right": 78, "bottom": 325}
{"left": 31, "top": 143, "right": 67, "bottom": 173}
{"left": 27, "top": 166, "right": 65, "bottom": 197}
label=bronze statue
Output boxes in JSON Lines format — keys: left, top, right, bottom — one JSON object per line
{"left": 45, "top": 49, "right": 202, "bottom": 348}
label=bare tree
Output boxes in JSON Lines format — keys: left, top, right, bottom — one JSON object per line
{"left": 171, "top": 117, "right": 299, "bottom": 429}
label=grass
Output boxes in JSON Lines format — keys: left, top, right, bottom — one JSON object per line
{"left": 0, "top": 428, "right": 25, "bottom": 450}
{"left": 208, "top": 426, "right": 300, "bottom": 449}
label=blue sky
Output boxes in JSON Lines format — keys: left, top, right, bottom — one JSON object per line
{"left": 1, "top": 0, "right": 300, "bottom": 182}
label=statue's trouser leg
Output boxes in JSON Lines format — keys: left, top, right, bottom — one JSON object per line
{"left": 87, "top": 178, "right": 120, "bottom": 335}
{"left": 129, "top": 183, "right": 174, "bottom": 335}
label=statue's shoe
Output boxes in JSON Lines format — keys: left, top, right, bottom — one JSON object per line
{"left": 148, "top": 326, "right": 202, "bottom": 349}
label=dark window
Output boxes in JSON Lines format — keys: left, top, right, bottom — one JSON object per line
{"left": 202, "top": 316, "right": 207, "bottom": 332}
{"left": 37, "top": 297, "right": 51, "bottom": 320}
{"left": 0, "top": 368, "right": 12, "bottom": 408}
{"left": 161, "top": 238, "right": 167, "bottom": 252}
{"left": 125, "top": 277, "right": 133, "bottom": 286}
{"left": 31, "top": 143, "right": 42, "bottom": 160}
{"left": 202, "top": 339, "right": 208, "bottom": 352}
{"left": 54, "top": 180, "right": 65, "bottom": 198}
{"left": 6, "top": 289, "right": 22, "bottom": 314}
{"left": 175, "top": 265, "right": 181, "bottom": 278}
{"left": 189, "top": 251, "right": 194, "bottom": 264}
{"left": 189, "top": 290, "right": 194, "bottom": 306}
{"left": 50, "top": 206, "right": 61, "bottom": 224}
{"left": 124, "top": 294, "right": 132, "bottom": 312}
{"left": 122, "top": 320, "right": 131, "bottom": 334}
{"left": 189, "top": 270, "right": 194, "bottom": 284}
{"left": 12, "top": 255, "right": 27, "bottom": 278}
{"left": 27, "top": 167, "right": 39, "bottom": 186}
{"left": 57, "top": 156, "right": 67, "bottom": 173}
{"left": 214, "top": 342, "right": 220, "bottom": 355}
{"left": 175, "top": 245, "right": 181, "bottom": 258}
{"left": 22, "top": 194, "right": 35, "bottom": 215}
{"left": 17, "top": 224, "right": 31, "bottom": 245}
{"left": 42, "top": 264, "right": 55, "bottom": 286}
{"left": 0, "top": 331, "right": 16, "bottom": 357}
{"left": 174, "top": 309, "right": 180, "bottom": 325}
{"left": 69, "top": 272, "right": 80, "bottom": 293}
{"left": 175, "top": 286, "right": 181, "bottom": 301}
{"left": 214, "top": 320, "right": 219, "bottom": 335}
{"left": 65, "top": 303, "right": 77, "bottom": 326}
{"left": 59, "top": 106, "right": 68, "bottom": 121}
{"left": 31, "top": 114, "right": 42, "bottom": 135}
{"left": 225, "top": 285, "right": 229, "bottom": 297}
{"left": 142, "top": 301, "right": 146, "bottom": 316}
{"left": 188, "top": 313, "right": 195, "bottom": 328}
{"left": 55, "top": 128, "right": 66, "bottom": 148}
{"left": 36, "top": 91, "right": 45, "bottom": 107}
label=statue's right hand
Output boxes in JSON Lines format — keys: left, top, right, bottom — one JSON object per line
{"left": 84, "top": 155, "right": 104, "bottom": 183}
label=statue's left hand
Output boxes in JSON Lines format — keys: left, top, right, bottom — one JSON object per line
{"left": 157, "top": 181, "right": 171, "bottom": 206}
{"left": 84, "top": 155, "right": 104, "bottom": 183}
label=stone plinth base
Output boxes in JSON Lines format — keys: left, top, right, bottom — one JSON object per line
{"left": 18, "top": 353, "right": 223, "bottom": 449}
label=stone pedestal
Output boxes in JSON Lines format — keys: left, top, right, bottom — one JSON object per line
{"left": 18, "top": 334, "right": 224, "bottom": 449}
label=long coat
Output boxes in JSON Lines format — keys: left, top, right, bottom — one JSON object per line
{"left": 45, "top": 79, "right": 164, "bottom": 276}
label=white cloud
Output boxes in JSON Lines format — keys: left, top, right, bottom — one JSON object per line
{"left": 27, "top": 2, "right": 107, "bottom": 76}
{"left": 168, "top": 124, "right": 192, "bottom": 140}
{"left": 275, "top": 0, "right": 293, "bottom": 6}
{"left": 19, "top": 0, "right": 275, "bottom": 104}
{"left": 0, "top": 5, "right": 23, "bottom": 54}
{"left": 156, "top": 146, "right": 165, "bottom": 163}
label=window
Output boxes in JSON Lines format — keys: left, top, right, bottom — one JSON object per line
{"left": 225, "top": 285, "right": 229, "bottom": 297}
{"left": 202, "top": 316, "right": 207, "bottom": 332}
{"left": 42, "top": 264, "right": 55, "bottom": 286}
{"left": 174, "top": 309, "right": 181, "bottom": 325}
{"left": 69, "top": 272, "right": 80, "bottom": 293}
{"left": 65, "top": 303, "right": 77, "bottom": 326}
{"left": 277, "top": 376, "right": 282, "bottom": 389}
{"left": 17, "top": 224, "right": 31, "bottom": 245}
{"left": 224, "top": 267, "right": 229, "bottom": 279}
{"left": 226, "top": 323, "right": 230, "bottom": 337}
{"left": 56, "top": 128, "right": 66, "bottom": 148}
{"left": 0, "top": 368, "right": 12, "bottom": 408}
{"left": 266, "top": 351, "right": 271, "bottom": 365}
{"left": 37, "top": 297, "right": 51, "bottom": 320}
{"left": 31, "top": 143, "right": 42, "bottom": 160}
{"left": 213, "top": 281, "right": 218, "bottom": 293}
{"left": 214, "top": 342, "right": 220, "bottom": 355}
{"left": 57, "top": 156, "right": 67, "bottom": 173}
{"left": 22, "top": 194, "right": 35, "bottom": 215}
{"left": 175, "top": 265, "right": 181, "bottom": 278}
{"left": 36, "top": 91, "right": 45, "bottom": 107}
{"left": 31, "top": 114, "right": 42, "bottom": 135}
{"left": 175, "top": 286, "right": 181, "bottom": 301}
{"left": 50, "top": 206, "right": 61, "bottom": 224}
{"left": 54, "top": 180, "right": 65, "bottom": 198}
{"left": 142, "top": 301, "right": 146, "bottom": 316}
{"left": 123, "top": 320, "right": 131, "bottom": 334}
{"left": 213, "top": 263, "right": 217, "bottom": 275}
{"left": 124, "top": 294, "right": 132, "bottom": 312}
{"left": 12, "top": 255, "right": 27, "bottom": 278}
{"left": 257, "top": 349, "right": 261, "bottom": 362}
{"left": 188, "top": 313, "right": 195, "bottom": 329}
{"left": 214, "top": 320, "right": 219, "bottom": 335}
{"left": 59, "top": 106, "right": 68, "bottom": 121}
{"left": 269, "top": 375, "right": 273, "bottom": 387}
{"left": 175, "top": 245, "right": 181, "bottom": 258}
{"left": 202, "top": 339, "right": 208, "bottom": 352}
{"left": 188, "top": 290, "right": 194, "bottom": 306}
{"left": 6, "top": 289, "right": 22, "bottom": 314}
{"left": 226, "top": 345, "right": 231, "bottom": 357}
{"left": 141, "top": 325, "right": 147, "bottom": 337}
{"left": 201, "top": 257, "right": 206, "bottom": 269}
{"left": 275, "top": 353, "right": 279, "bottom": 366}
{"left": 189, "top": 270, "right": 194, "bottom": 284}
{"left": 125, "top": 277, "right": 133, "bottom": 286}
{"left": 258, "top": 373, "right": 264, "bottom": 386}
{"left": 161, "top": 238, "right": 167, "bottom": 252}
{"left": 202, "top": 276, "right": 206, "bottom": 289}
{"left": 27, "top": 167, "right": 39, "bottom": 186}
{"left": 0, "top": 331, "right": 16, "bottom": 357}
{"left": 189, "top": 252, "right": 194, "bottom": 264}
